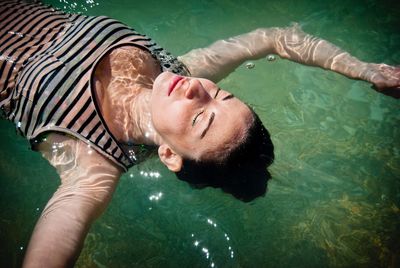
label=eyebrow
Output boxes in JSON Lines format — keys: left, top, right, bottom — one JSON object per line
{"left": 199, "top": 92, "right": 235, "bottom": 138}
{"left": 200, "top": 112, "right": 215, "bottom": 139}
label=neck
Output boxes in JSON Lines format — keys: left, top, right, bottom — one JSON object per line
{"left": 120, "top": 89, "right": 163, "bottom": 146}
{"left": 94, "top": 45, "right": 164, "bottom": 146}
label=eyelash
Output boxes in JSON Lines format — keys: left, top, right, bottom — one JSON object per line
{"left": 192, "top": 88, "right": 220, "bottom": 126}
{"left": 192, "top": 110, "right": 204, "bottom": 126}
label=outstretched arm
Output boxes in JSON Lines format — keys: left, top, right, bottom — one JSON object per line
{"left": 178, "top": 24, "right": 400, "bottom": 98}
{"left": 23, "top": 133, "right": 122, "bottom": 268}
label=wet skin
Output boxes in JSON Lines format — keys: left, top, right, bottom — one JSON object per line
{"left": 151, "top": 72, "right": 253, "bottom": 161}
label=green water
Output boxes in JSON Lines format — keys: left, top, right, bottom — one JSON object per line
{"left": 1, "top": 0, "right": 399, "bottom": 267}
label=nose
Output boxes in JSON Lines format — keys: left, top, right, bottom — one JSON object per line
{"left": 184, "top": 79, "right": 209, "bottom": 100}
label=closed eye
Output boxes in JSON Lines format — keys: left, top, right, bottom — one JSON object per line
{"left": 200, "top": 91, "right": 234, "bottom": 138}
{"left": 222, "top": 94, "right": 234, "bottom": 100}
{"left": 192, "top": 110, "right": 204, "bottom": 126}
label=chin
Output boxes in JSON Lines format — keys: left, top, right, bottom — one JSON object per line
{"left": 153, "top": 72, "right": 173, "bottom": 92}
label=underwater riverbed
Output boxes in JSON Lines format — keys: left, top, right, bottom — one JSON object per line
{"left": 0, "top": 0, "right": 399, "bottom": 267}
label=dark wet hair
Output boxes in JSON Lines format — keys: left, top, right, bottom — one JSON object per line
{"left": 176, "top": 110, "right": 274, "bottom": 202}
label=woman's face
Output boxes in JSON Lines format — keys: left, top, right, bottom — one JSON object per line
{"left": 151, "top": 72, "right": 253, "bottom": 162}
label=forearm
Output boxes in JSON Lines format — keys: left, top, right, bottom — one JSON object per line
{"left": 23, "top": 171, "right": 119, "bottom": 268}
{"left": 274, "top": 25, "right": 371, "bottom": 81}
{"left": 23, "top": 195, "right": 94, "bottom": 267}
{"left": 180, "top": 25, "right": 370, "bottom": 82}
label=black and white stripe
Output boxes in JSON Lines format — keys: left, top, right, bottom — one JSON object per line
{"left": 0, "top": 1, "right": 190, "bottom": 170}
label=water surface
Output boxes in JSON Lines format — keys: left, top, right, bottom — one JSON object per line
{"left": 0, "top": 0, "right": 399, "bottom": 267}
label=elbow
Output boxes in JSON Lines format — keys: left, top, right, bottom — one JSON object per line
{"left": 274, "top": 23, "right": 318, "bottom": 63}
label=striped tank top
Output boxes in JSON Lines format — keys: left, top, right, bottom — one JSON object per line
{"left": 0, "top": 0, "right": 190, "bottom": 171}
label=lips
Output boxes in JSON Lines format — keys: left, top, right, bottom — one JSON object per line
{"left": 168, "top": 76, "right": 184, "bottom": 96}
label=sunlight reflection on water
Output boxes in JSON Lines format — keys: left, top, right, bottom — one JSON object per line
{"left": 0, "top": 0, "right": 399, "bottom": 267}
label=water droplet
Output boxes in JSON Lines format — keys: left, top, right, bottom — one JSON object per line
{"left": 266, "top": 54, "right": 276, "bottom": 61}
{"left": 245, "top": 62, "right": 255, "bottom": 69}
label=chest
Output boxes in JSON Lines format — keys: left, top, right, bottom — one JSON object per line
{"left": 93, "top": 46, "right": 160, "bottom": 102}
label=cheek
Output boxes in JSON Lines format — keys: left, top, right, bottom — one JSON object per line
{"left": 152, "top": 103, "right": 189, "bottom": 136}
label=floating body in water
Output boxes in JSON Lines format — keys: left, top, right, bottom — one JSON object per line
{"left": 0, "top": 0, "right": 399, "bottom": 267}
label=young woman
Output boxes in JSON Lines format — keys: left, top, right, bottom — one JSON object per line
{"left": 0, "top": 1, "right": 399, "bottom": 267}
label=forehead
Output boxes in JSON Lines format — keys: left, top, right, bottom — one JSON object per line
{"left": 199, "top": 98, "right": 253, "bottom": 160}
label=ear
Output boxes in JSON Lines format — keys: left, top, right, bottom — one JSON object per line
{"left": 158, "top": 144, "right": 183, "bottom": 172}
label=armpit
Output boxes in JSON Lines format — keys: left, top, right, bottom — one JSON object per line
{"left": 37, "top": 132, "right": 122, "bottom": 182}
{"left": 36, "top": 132, "right": 80, "bottom": 174}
